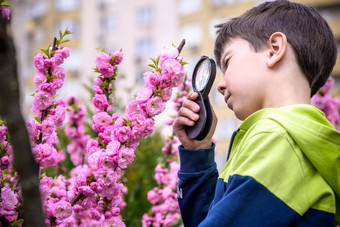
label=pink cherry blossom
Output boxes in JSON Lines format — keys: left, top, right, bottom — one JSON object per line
{"left": 146, "top": 96, "right": 166, "bottom": 117}
{"left": 58, "top": 47, "right": 70, "bottom": 58}
{"left": 98, "top": 62, "right": 114, "bottom": 78}
{"left": 118, "top": 146, "right": 135, "bottom": 169}
{"left": 92, "top": 94, "right": 109, "bottom": 112}
{"left": 114, "top": 126, "right": 131, "bottom": 143}
{"left": 53, "top": 201, "right": 72, "bottom": 220}
{"left": 52, "top": 52, "right": 64, "bottom": 67}
{"left": 33, "top": 72, "right": 47, "bottom": 89}
{"left": 126, "top": 100, "right": 147, "bottom": 117}
{"left": 34, "top": 53, "right": 46, "bottom": 72}
{"left": 95, "top": 52, "right": 111, "bottom": 67}
{"left": 92, "top": 112, "right": 112, "bottom": 130}
{"left": 144, "top": 71, "right": 161, "bottom": 88}
{"left": 0, "top": 7, "right": 10, "bottom": 21}
{"left": 0, "top": 186, "right": 18, "bottom": 215}
{"left": 33, "top": 90, "right": 53, "bottom": 110}
{"left": 111, "top": 50, "right": 123, "bottom": 64}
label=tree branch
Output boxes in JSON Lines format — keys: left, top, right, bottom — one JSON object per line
{"left": 0, "top": 17, "right": 46, "bottom": 226}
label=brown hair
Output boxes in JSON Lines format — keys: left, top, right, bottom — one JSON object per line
{"left": 214, "top": 0, "right": 337, "bottom": 96}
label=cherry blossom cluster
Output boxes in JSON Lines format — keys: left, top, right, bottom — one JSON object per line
{"left": 312, "top": 77, "right": 340, "bottom": 129}
{"left": 65, "top": 95, "right": 91, "bottom": 166}
{"left": 0, "top": 26, "right": 185, "bottom": 225}
{"left": 59, "top": 46, "right": 185, "bottom": 226}
{"left": 0, "top": 0, "right": 10, "bottom": 21}
{"left": 142, "top": 76, "right": 192, "bottom": 227}
{"left": 0, "top": 29, "right": 71, "bottom": 227}
{"left": 0, "top": 120, "right": 20, "bottom": 224}
{"left": 27, "top": 30, "right": 71, "bottom": 168}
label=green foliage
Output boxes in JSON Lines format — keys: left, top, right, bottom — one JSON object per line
{"left": 40, "top": 28, "right": 71, "bottom": 58}
{"left": 121, "top": 131, "right": 166, "bottom": 227}
{"left": 9, "top": 218, "right": 24, "bottom": 227}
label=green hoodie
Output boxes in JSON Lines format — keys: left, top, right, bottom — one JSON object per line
{"left": 220, "top": 104, "right": 340, "bottom": 225}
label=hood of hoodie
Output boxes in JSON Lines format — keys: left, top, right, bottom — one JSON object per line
{"left": 242, "top": 104, "right": 340, "bottom": 224}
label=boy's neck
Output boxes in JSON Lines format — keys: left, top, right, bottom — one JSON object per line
{"left": 262, "top": 72, "right": 311, "bottom": 109}
{"left": 262, "top": 43, "right": 311, "bottom": 109}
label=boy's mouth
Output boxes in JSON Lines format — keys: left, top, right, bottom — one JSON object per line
{"left": 224, "top": 93, "right": 231, "bottom": 104}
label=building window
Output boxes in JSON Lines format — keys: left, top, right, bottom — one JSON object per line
{"left": 102, "top": 0, "right": 119, "bottom": 3}
{"left": 34, "top": 27, "right": 46, "bottom": 44}
{"left": 55, "top": 0, "right": 80, "bottom": 12}
{"left": 179, "top": 23, "right": 201, "bottom": 48}
{"left": 104, "top": 15, "right": 117, "bottom": 31}
{"left": 137, "top": 7, "right": 154, "bottom": 26}
{"left": 60, "top": 78, "right": 82, "bottom": 98}
{"left": 62, "top": 49, "right": 80, "bottom": 73}
{"left": 137, "top": 38, "right": 154, "bottom": 57}
{"left": 29, "top": 1, "right": 47, "bottom": 19}
{"left": 55, "top": 19, "right": 80, "bottom": 39}
{"left": 209, "top": 17, "right": 232, "bottom": 38}
{"left": 179, "top": 0, "right": 202, "bottom": 15}
{"left": 210, "top": 0, "right": 251, "bottom": 6}
{"left": 182, "top": 55, "right": 200, "bottom": 76}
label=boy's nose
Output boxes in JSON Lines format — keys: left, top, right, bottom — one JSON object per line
{"left": 217, "top": 79, "right": 226, "bottom": 95}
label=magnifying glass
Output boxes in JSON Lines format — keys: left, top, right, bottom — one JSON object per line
{"left": 185, "top": 56, "right": 216, "bottom": 141}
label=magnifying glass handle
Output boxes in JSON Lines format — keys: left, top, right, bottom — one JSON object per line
{"left": 185, "top": 93, "right": 213, "bottom": 141}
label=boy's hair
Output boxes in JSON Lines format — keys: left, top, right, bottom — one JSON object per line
{"left": 214, "top": 0, "right": 337, "bottom": 96}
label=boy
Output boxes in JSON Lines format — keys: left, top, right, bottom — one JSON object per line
{"left": 173, "top": 0, "right": 340, "bottom": 226}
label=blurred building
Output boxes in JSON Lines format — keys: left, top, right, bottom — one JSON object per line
{"left": 10, "top": 0, "right": 178, "bottom": 115}
{"left": 7, "top": 0, "right": 340, "bottom": 169}
{"left": 177, "top": 0, "right": 340, "bottom": 168}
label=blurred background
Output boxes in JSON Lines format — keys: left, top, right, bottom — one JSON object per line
{"left": 7, "top": 0, "right": 340, "bottom": 170}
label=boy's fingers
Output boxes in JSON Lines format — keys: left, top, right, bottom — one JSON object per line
{"left": 187, "top": 91, "right": 199, "bottom": 101}
{"left": 174, "top": 115, "right": 195, "bottom": 128}
{"left": 178, "top": 107, "right": 199, "bottom": 122}
{"left": 182, "top": 99, "right": 200, "bottom": 113}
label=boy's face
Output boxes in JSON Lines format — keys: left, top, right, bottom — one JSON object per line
{"left": 217, "top": 38, "right": 269, "bottom": 120}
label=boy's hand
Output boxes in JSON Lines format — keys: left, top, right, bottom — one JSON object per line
{"left": 173, "top": 91, "right": 217, "bottom": 150}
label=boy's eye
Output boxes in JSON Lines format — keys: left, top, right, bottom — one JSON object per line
{"left": 225, "top": 59, "right": 229, "bottom": 67}
{"left": 223, "top": 58, "right": 230, "bottom": 71}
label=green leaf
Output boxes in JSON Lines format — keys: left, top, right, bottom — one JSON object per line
{"left": 50, "top": 75, "right": 58, "bottom": 80}
{"left": 40, "top": 48, "right": 49, "bottom": 57}
{"left": 100, "top": 81, "right": 108, "bottom": 88}
{"left": 150, "top": 57, "right": 156, "bottom": 65}
{"left": 50, "top": 193, "right": 57, "bottom": 198}
{"left": 64, "top": 28, "right": 72, "bottom": 35}
{"left": 98, "top": 138, "right": 106, "bottom": 148}
{"left": 96, "top": 48, "right": 106, "bottom": 53}
{"left": 148, "top": 64, "right": 156, "bottom": 69}
{"left": 34, "top": 116, "right": 42, "bottom": 123}
{"left": 93, "top": 67, "right": 100, "bottom": 73}
{"left": 60, "top": 39, "right": 70, "bottom": 44}
{"left": 87, "top": 173, "right": 94, "bottom": 183}
{"left": 180, "top": 59, "right": 188, "bottom": 65}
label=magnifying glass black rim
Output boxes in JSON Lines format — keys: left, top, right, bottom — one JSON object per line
{"left": 192, "top": 56, "right": 216, "bottom": 98}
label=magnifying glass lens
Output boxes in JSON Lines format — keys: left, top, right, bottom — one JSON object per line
{"left": 195, "top": 59, "right": 211, "bottom": 92}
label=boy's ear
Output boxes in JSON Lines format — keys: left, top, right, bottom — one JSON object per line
{"left": 266, "top": 32, "right": 287, "bottom": 68}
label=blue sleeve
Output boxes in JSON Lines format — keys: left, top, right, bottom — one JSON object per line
{"left": 177, "top": 143, "right": 218, "bottom": 227}
{"left": 200, "top": 175, "right": 334, "bottom": 227}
